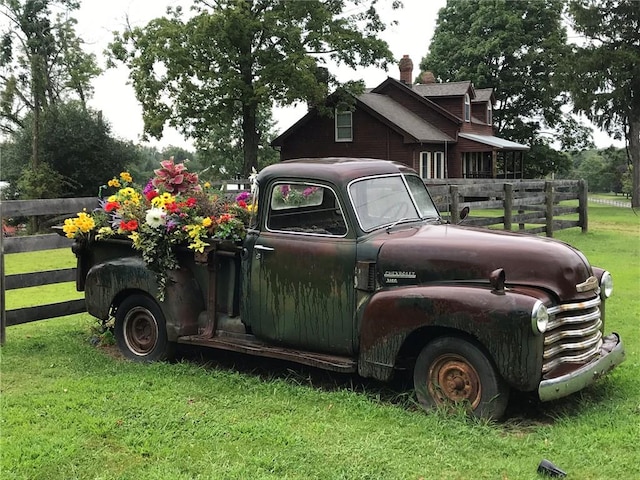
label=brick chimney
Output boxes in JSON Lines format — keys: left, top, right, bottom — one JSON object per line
{"left": 398, "top": 54, "right": 413, "bottom": 84}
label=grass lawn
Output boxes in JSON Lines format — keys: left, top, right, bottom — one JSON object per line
{"left": 1, "top": 204, "right": 639, "bottom": 479}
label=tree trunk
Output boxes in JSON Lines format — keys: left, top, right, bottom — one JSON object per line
{"left": 242, "top": 102, "right": 259, "bottom": 177}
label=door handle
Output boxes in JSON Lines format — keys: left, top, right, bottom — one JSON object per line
{"left": 254, "top": 244, "right": 274, "bottom": 252}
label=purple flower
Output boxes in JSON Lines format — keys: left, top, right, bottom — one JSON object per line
{"left": 236, "top": 191, "right": 251, "bottom": 202}
{"left": 143, "top": 180, "right": 155, "bottom": 195}
{"left": 303, "top": 186, "right": 318, "bottom": 197}
{"left": 280, "top": 185, "right": 290, "bottom": 197}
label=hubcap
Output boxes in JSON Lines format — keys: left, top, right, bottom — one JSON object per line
{"left": 123, "top": 306, "right": 159, "bottom": 355}
{"left": 428, "top": 354, "right": 481, "bottom": 409}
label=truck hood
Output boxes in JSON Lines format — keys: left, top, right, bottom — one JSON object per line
{"left": 374, "top": 224, "right": 594, "bottom": 301}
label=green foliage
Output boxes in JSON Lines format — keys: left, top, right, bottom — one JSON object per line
{"left": 565, "top": 0, "right": 640, "bottom": 207}
{"left": 421, "top": 0, "right": 592, "bottom": 177}
{"left": 0, "top": 0, "right": 99, "bottom": 134}
{"left": 108, "top": 0, "right": 395, "bottom": 176}
{"left": 564, "top": 147, "right": 630, "bottom": 193}
{"left": 3, "top": 102, "right": 137, "bottom": 197}
{"left": 16, "top": 161, "right": 66, "bottom": 199}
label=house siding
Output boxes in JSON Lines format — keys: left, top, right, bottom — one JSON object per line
{"left": 280, "top": 109, "right": 418, "bottom": 165}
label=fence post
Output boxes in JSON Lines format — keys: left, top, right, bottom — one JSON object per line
{"left": 450, "top": 185, "right": 460, "bottom": 224}
{"left": 1, "top": 202, "right": 5, "bottom": 345}
{"left": 503, "top": 183, "right": 513, "bottom": 231}
{"left": 545, "top": 181, "right": 554, "bottom": 238}
{"left": 578, "top": 179, "right": 589, "bottom": 233}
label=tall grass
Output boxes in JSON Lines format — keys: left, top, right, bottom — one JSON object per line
{"left": 1, "top": 204, "right": 638, "bottom": 479}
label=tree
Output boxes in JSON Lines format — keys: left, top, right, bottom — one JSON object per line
{"left": 0, "top": 0, "right": 100, "bottom": 193}
{"left": 5, "top": 101, "right": 135, "bottom": 197}
{"left": 420, "top": 0, "right": 592, "bottom": 177}
{"left": 565, "top": 0, "right": 640, "bottom": 207}
{"left": 109, "top": 0, "right": 395, "bottom": 176}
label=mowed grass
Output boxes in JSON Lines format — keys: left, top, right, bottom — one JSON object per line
{"left": 1, "top": 205, "right": 639, "bottom": 480}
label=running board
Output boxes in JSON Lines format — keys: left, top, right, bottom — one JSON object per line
{"left": 178, "top": 333, "right": 357, "bottom": 373}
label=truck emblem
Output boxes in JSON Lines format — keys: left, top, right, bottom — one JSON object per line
{"left": 384, "top": 270, "right": 416, "bottom": 282}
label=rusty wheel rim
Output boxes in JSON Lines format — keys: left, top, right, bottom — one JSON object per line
{"left": 123, "top": 306, "right": 159, "bottom": 356}
{"left": 427, "top": 353, "right": 482, "bottom": 409}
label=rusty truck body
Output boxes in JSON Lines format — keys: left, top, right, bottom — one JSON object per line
{"left": 74, "top": 158, "right": 625, "bottom": 419}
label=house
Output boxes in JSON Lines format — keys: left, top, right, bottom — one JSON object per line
{"left": 271, "top": 55, "right": 529, "bottom": 179}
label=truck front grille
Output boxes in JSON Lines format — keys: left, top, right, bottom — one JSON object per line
{"left": 543, "top": 296, "right": 603, "bottom": 375}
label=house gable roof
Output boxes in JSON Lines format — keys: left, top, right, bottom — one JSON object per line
{"left": 473, "top": 88, "right": 494, "bottom": 103}
{"left": 358, "top": 93, "right": 454, "bottom": 143}
{"left": 412, "top": 81, "right": 475, "bottom": 99}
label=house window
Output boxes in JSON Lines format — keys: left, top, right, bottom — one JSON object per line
{"left": 464, "top": 94, "right": 471, "bottom": 122}
{"left": 487, "top": 102, "right": 492, "bottom": 125}
{"left": 335, "top": 110, "right": 353, "bottom": 142}
{"left": 420, "top": 152, "right": 445, "bottom": 179}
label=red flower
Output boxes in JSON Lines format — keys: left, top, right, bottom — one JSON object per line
{"left": 145, "top": 190, "right": 159, "bottom": 201}
{"left": 237, "top": 200, "right": 247, "bottom": 209}
{"left": 165, "top": 202, "right": 179, "bottom": 213}
{"left": 186, "top": 197, "right": 197, "bottom": 207}
{"left": 218, "top": 213, "right": 232, "bottom": 224}
{"left": 120, "top": 220, "right": 138, "bottom": 232}
{"left": 105, "top": 201, "right": 120, "bottom": 212}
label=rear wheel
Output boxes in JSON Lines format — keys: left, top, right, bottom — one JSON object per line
{"left": 115, "top": 294, "right": 175, "bottom": 362}
{"left": 413, "top": 336, "right": 509, "bottom": 419}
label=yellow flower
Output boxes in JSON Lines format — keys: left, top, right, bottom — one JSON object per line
{"left": 188, "top": 237, "right": 209, "bottom": 253}
{"left": 62, "top": 218, "right": 79, "bottom": 238}
{"left": 202, "top": 217, "right": 213, "bottom": 228}
{"left": 120, "top": 172, "right": 133, "bottom": 183}
{"left": 108, "top": 178, "right": 121, "bottom": 188}
{"left": 151, "top": 192, "right": 176, "bottom": 208}
{"left": 204, "top": 182, "right": 211, "bottom": 188}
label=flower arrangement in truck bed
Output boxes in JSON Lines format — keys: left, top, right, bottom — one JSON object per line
{"left": 63, "top": 158, "right": 253, "bottom": 296}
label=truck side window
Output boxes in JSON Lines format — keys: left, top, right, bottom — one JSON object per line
{"left": 267, "top": 182, "right": 347, "bottom": 236}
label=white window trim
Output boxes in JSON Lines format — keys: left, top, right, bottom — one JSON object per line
{"left": 487, "top": 102, "right": 493, "bottom": 125}
{"left": 464, "top": 93, "right": 471, "bottom": 122}
{"left": 335, "top": 110, "right": 353, "bottom": 142}
{"left": 420, "top": 151, "right": 446, "bottom": 179}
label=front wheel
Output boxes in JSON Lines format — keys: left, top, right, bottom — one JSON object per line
{"left": 413, "top": 336, "right": 509, "bottom": 419}
{"left": 115, "top": 294, "right": 175, "bottom": 362}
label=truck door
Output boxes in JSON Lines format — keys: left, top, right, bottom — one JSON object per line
{"left": 248, "top": 181, "right": 356, "bottom": 355}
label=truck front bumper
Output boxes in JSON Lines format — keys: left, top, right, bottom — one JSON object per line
{"left": 538, "top": 333, "right": 625, "bottom": 402}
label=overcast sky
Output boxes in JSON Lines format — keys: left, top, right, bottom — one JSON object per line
{"left": 61, "top": 1, "right": 621, "bottom": 151}
{"left": 74, "top": 0, "right": 448, "bottom": 150}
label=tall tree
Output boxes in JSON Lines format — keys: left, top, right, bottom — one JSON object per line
{"left": 420, "top": 0, "right": 589, "bottom": 177}
{"left": 4, "top": 101, "right": 134, "bottom": 197}
{"left": 566, "top": 0, "right": 640, "bottom": 207}
{"left": 0, "top": 0, "right": 99, "bottom": 174}
{"left": 109, "top": 0, "right": 395, "bottom": 176}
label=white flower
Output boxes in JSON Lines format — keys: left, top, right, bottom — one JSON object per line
{"left": 145, "top": 208, "right": 166, "bottom": 228}
{"left": 249, "top": 167, "right": 258, "bottom": 194}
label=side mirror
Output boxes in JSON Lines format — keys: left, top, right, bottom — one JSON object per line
{"left": 459, "top": 206, "right": 470, "bottom": 221}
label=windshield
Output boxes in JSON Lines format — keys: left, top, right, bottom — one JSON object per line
{"left": 348, "top": 174, "right": 440, "bottom": 231}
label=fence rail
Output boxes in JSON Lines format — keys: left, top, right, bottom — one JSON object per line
{"left": 1, "top": 179, "right": 587, "bottom": 344}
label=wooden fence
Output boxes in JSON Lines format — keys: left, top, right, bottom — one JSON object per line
{"left": 0, "top": 178, "right": 587, "bottom": 344}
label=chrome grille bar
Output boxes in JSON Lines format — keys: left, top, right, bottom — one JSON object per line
{"left": 542, "top": 295, "right": 603, "bottom": 375}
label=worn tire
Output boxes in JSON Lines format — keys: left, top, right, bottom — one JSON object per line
{"left": 413, "top": 336, "right": 509, "bottom": 420}
{"left": 115, "top": 294, "right": 176, "bottom": 362}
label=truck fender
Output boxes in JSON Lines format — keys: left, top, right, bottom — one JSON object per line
{"left": 85, "top": 257, "right": 204, "bottom": 340}
{"left": 357, "top": 285, "right": 547, "bottom": 391}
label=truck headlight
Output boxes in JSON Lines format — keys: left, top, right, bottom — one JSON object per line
{"left": 531, "top": 301, "right": 548, "bottom": 335}
{"left": 600, "top": 271, "right": 613, "bottom": 299}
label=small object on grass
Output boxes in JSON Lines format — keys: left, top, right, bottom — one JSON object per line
{"left": 537, "top": 459, "right": 567, "bottom": 477}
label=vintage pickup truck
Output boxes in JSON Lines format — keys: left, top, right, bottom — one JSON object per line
{"left": 74, "top": 157, "right": 625, "bottom": 419}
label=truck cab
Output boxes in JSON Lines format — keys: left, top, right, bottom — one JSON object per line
{"left": 77, "top": 157, "right": 625, "bottom": 419}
